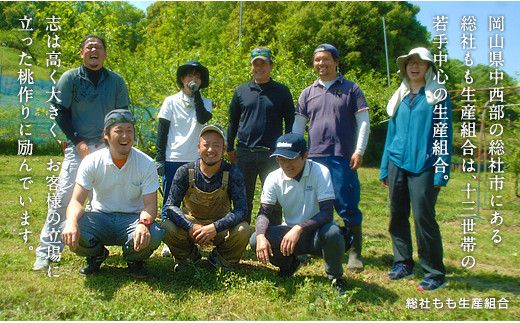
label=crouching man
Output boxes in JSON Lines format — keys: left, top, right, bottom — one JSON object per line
{"left": 62, "top": 109, "right": 164, "bottom": 276}
{"left": 250, "top": 133, "right": 348, "bottom": 295}
{"left": 162, "top": 124, "right": 250, "bottom": 272}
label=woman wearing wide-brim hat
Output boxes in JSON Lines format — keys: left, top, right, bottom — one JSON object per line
{"left": 155, "top": 60, "right": 213, "bottom": 258}
{"left": 379, "top": 47, "right": 453, "bottom": 291}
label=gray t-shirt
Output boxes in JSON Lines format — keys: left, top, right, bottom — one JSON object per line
{"left": 53, "top": 65, "right": 130, "bottom": 139}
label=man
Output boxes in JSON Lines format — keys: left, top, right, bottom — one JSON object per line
{"left": 156, "top": 61, "right": 212, "bottom": 257}
{"left": 33, "top": 34, "right": 130, "bottom": 271}
{"left": 61, "top": 110, "right": 164, "bottom": 276}
{"left": 162, "top": 124, "right": 250, "bottom": 272}
{"left": 292, "top": 44, "right": 370, "bottom": 272}
{"left": 250, "top": 133, "right": 348, "bottom": 296}
{"left": 227, "top": 47, "right": 295, "bottom": 224}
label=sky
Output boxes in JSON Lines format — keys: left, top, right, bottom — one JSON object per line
{"left": 127, "top": 1, "right": 520, "bottom": 79}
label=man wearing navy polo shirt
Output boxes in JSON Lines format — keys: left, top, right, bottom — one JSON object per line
{"left": 293, "top": 44, "right": 370, "bottom": 272}
{"left": 251, "top": 133, "right": 348, "bottom": 296}
{"left": 227, "top": 47, "right": 295, "bottom": 225}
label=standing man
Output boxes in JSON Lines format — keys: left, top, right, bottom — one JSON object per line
{"left": 156, "top": 61, "right": 212, "bottom": 257}
{"left": 227, "top": 47, "right": 295, "bottom": 225}
{"left": 250, "top": 133, "right": 348, "bottom": 296}
{"left": 62, "top": 110, "right": 164, "bottom": 276}
{"left": 162, "top": 125, "right": 250, "bottom": 272}
{"left": 293, "top": 44, "right": 370, "bottom": 272}
{"left": 33, "top": 34, "right": 130, "bottom": 271}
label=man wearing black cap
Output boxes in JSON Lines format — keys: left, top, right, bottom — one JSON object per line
{"left": 33, "top": 34, "right": 131, "bottom": 271}
{"left": 162, "top": 124, "right": 250, "bottom": 272}
{"left": 250, "top": 133, "right": 348, "bottom": 296}
{"left": 293, "top": 43, "right": 371, "bottom": 272}
{"left": 61, "top": 110, "right": 164, "bottom": 276}
{"left": 227, "top": 47, "right": 295, "bottom": 225}
{"left": 156, "top": 61, "right": 212, "bottom": 256}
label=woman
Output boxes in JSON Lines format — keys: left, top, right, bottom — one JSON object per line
{"left": 380, "top": 47, "right": 452, "bottom": 291}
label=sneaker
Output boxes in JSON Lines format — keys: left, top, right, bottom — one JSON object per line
{"left": 387, "top": 263, "right": 413, "bottom": 280}
{"left": 330, "top": 277, "right": 348, "bottom": 296}
{"left": 32, "top": 257, "right": 50, "bottom": 271}
{"left": 417, "top": 277, "right": 446, "bottom": 291}
{"left": 79, "top": 247, "right": 109, "bottom": 275}
{"left": 208, "top": 250, "right": 234, "bottom": 273}
{"left": 161, "top": 244, "right": 171, "bottom": 257}
{"left": 127, "top": 261, "right": 147, "bottom": 278}
{"left": 278, "top": 256, "right": 302, "bottom": 278}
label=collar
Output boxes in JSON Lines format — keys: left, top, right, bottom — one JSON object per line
{"left": 312, "top": 74, "right": 344, "bottom": 88}
{"left": 180, "top": 90, "right": 194, "bottom": 104}
{"left": 102, "top": 146, "right": 134, "bottom": 167}
{"left": 249, "top": 79, "right": 274, "bottom": 90}
{"left": 79, "top": 65, "right": 108, "bottom": 82}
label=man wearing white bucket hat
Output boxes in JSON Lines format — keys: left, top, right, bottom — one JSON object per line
{"left": 380, "top": 47, "right": 452, "bottom": 291}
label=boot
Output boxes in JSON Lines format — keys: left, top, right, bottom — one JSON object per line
{"left": 347, "top": 225, "right": 364, "bottom": 272}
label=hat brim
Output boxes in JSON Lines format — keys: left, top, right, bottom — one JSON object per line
{"left": 396, "top": 51, "right": 436, "bottom": 79}
{"left": 270, "top": 149, "right": 300, "bottom": 159}
{"left": 176, "top": 64, "right": 210, "bottom": 89}
{"left": 251, "top": 56, "right": 271, "bottom": 64}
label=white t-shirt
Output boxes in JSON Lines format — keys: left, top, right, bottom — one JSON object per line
{"left": 261, "top": 160, "right": 335, "bottom": 226}
{"left": 157, "top": 90, "right": 212, "bottom": 162}
{"left": 76, "top": 147, "right": 160, "bottom": 214}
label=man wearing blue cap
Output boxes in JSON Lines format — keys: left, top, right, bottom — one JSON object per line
{"left": 62, "top": 110, "right": 164, "bottom": 276}
{"left": 250, "top": 133, "right": 348, "bottom": 296}
{"left": 227, "top": 47, "right": 295, "bottom": 225}
{"left": 156, "top": 61, "right": 213, "bottom": 257}
{"left": 293, "top": 44, "right": 371, "bottom": 272}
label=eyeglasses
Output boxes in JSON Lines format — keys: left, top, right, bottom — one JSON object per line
{"left": 251, "top": 49, "right": 271, "bottom": 58}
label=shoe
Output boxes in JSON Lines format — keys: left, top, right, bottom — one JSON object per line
{"left": 347, "top": 225, "right": 364, "bottom": 273}
{"left": 278, "top": 256, "right": 302, "bottom": 278}
{"left": 208, "top": 249, "right": 234, "bottom": 273}
{"left": 173, "top": 262, "right": 191, "bottom": 273}
{"left": 127, "top": 261, "right": 147, "bottom": 277}
{"left": 417, "top": 277, "right": 446, "bottom": 291}
{"left": 387, "top": 262, "right": 413, "bottom": 280}
{"left": 79, "top": 247, "right": 109, "bottom": 275}
{"left": 161, "top": 244, "right": 171, "bottom": 257}
{"left": 330, "top": 277, "right": 348, "bottom": 296}
{"left": 32, "top": 257, "right": 50, "bottom": 271}
{"left": 173, "top": 247, "right": 201, "bottom": 273}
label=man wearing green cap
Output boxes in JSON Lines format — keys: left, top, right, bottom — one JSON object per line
{"left": 62, "top": 109, "right": 164, "bottom": 276}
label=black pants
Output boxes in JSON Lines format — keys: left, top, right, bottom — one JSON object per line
{"left": 387, "top": 161, "right": 445, "bottom": 280}
{"left": 236, "top": 147, "right": 278, "bottom": 224}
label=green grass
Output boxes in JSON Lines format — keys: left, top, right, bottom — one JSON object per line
{"left": 0, "top": 155, "right": 518, "bottom": 320}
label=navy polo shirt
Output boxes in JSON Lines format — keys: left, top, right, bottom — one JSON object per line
{"left": 297, "top": 75, "right": 368, "bottom": 159}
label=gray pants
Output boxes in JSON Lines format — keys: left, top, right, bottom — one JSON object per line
{"left": 236, "top": 147, "right": 278, "bottom": 224}
{"left": 250, "top": 222, "right": 345, "bottom": 279}
{"left": 75, "top": 211, "right": 164, "bottom": 261}
{"left": 387, "top": 161, "right": 445, "bottom": 279}
{"left": 35, "top": 139, "right": 104, "bottom": 262}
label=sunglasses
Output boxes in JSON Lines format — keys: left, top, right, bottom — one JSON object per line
{"left": 107, "top": 111, "right": 134, "bottom": 124}
{"left": 251, "top": 49, "right": 271, "bottom": 58}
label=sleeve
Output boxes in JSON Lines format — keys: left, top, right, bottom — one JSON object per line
{"left": 282, "top": 86, "right": 295, "bottom": 133}
{"left": 227, "top": 89, "right": 241, "bottom": 151}
{"left": 52, "top": 70, "right": 73, "bottom": 110}
{"left": 165, "top": 165, "right": 192, "bottom": 230}
{"left": 433, "top": 96, "right": 452, "bottom": 187}
{"left": 156, "top": 118, "right": 170, "bottom": 162}
{"left": 259, "top": 172, "right": 278, "bottom": 206}
{"left": 354, "top": 110, "right": 371, "bottom": 156}
{"left": 75, "top": 155, "right": 95, "bottom": 190}
{"left": 255, "top": 204, "right": 273, "bottom": 235}
{"left": 379, "top": 115, "right": 396, "bottom": 181}
{"left": 213, "top": 168, "right": 247, "bottom": 232}
{"left": 352, "top": 83, "right": 369, "bottom": 114}
{"left": 55, "top": 103, "right": 83, "bottom": 144}
{"left": 115, "top": 74, "right": 130, "bottom": 108}
{"left": 141, "top": 158, "right": 160, "bottom": 195}
{"left": 298, "top": 199, "right": 334, "bottom": 233}
{"left": 194, "top": 91, "right": 212, "bottom": 124}
{"left": 157, "top": 97, "right": 173, "bottom": 121}
{"left": 295, "top": 89, "right": 309, "bottom": 117}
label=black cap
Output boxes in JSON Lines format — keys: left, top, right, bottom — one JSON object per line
{"left": 104, "top": 109, "right": 134, "bottom": 130}
{"left": 176, "top": 60, "right": 209, "bottom": 89}
{"left": 270, "top": 133, "right": 307, "bottom": 159}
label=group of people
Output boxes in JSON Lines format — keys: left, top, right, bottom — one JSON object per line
{"left": 32, "top": 34, "right": 452, "bottom": 295}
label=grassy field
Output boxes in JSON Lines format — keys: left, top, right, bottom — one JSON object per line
{"left": 0, "top": 154, "right": 518, "bottom": 320}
